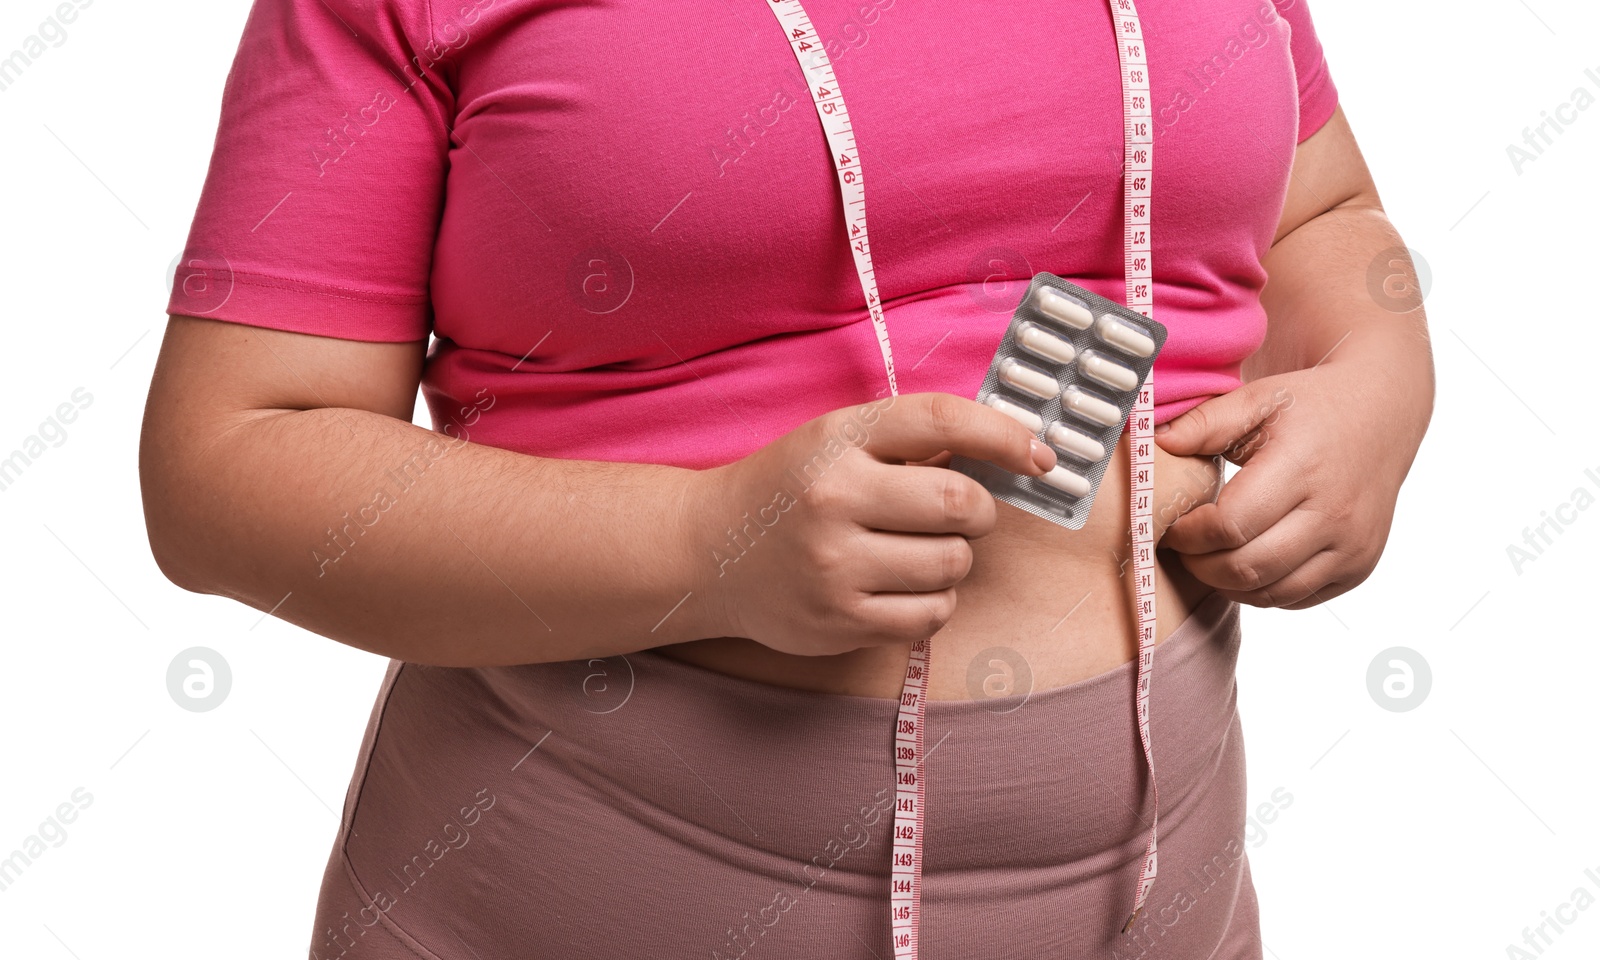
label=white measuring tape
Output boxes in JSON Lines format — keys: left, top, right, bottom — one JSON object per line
{"left": 766, "top": 0, "right": 899, "bottom": 399}
{"left": 765, "top": 0, "right": 1159, "bottom": 949}
{"left": 1110, "top": 0, "right": 1161, "bottom": 934}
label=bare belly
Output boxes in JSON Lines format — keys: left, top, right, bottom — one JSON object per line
{"left": 655, "top": 435, "right": 1225, "bottom": 700}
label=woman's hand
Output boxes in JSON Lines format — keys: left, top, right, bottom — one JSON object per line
{"left": 1159, "top": 107, "right": 1435, "bottom": 610}
{"left": 680, "top": 392, "right": 1057, "bottom": 656}
{"left": 1151, "top": 361, "right": 1427, "bottom": 609}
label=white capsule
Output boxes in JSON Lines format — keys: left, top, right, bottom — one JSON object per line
{"left": 1034, "top": 286, "right": 1094, "bottom": 330}
{"left": 1016, "top": 322, "right": 1076, "bottom": 365}
{"left": 1094, "top": 314, "right": 1155, "bottom": 358}
{"left": 982, "top": 393, "right": 1044, "bottom": 432}
{"left": 999, "top": 357, "right": 1060, "bottom": 400}
{"left": 1038, "top": 464, "right": 1090, "bottom": 499}
{"left": 1045, "top": 423, "right": 1107, "bottom": 461}
{"left": 1062, "top": 385, "right": 1122, "bottom": 427}
{"left": 1077, "top": 349, "right": 1139, "bottom": 392}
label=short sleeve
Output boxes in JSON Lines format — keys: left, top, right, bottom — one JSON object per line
{"left": 166, "top": 0, "right": 453, "bottom": 342}
{"left": 1278, "top": 0, "right": 1340, "bottom": 143}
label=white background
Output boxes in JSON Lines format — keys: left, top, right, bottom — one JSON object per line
{"left": 2, "top": 0, "right": 1597, "bottom": 958}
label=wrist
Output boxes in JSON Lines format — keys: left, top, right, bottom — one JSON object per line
{"left": 667, "top": 463, "right": 744, "bottom": 642}
{"left": 1322, "top": 346, "right": 1433, "bottom": 443}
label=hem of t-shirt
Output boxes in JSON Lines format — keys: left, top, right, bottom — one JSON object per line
{"left": 165, "top": 268, "right": 431, "bottom": 343}
{"left": 1296, "top": 57, "right": 1339, "bottom": 143}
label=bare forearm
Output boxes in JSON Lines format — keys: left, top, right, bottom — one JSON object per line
{"left": 143, "top": 406, "right": 722, "bottom": 666}
{"left": 1252, "top": 199, "right": 1435, "bottom": 453}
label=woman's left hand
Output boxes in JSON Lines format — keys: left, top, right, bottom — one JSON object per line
{"left": 1151, "top": 362, "right": 1425, "bottom": 609}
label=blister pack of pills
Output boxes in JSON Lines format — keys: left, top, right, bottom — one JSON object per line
{"left": 949, "top": 273, "right": 1168, "bottom": 530}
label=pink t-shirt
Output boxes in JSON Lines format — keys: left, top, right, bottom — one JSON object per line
{"left": 168, "top": 0, "right": 1338, "bottom": 470}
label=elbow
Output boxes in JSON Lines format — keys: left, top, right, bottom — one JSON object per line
{"left": 146, "top": 529, "right": 205, "bottom": 595}
{"left": 143, "top": 495, "right": 207, "bottom": 595}
{"left": 139, "top": 441, "right": 209, "bottom": 595}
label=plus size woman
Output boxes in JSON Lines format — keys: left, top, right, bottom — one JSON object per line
{"left": 141, "top": 0, "right": 1432, "bottom": 956}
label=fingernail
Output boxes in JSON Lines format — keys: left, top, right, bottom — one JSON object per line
{"left": 1154, "top": 422, "right": 1171, "bottom": 435}
{"left": 1029, "top": 438, "right": 1056, "bottom": 473}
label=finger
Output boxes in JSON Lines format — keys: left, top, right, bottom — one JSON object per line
{"left": 851, "top": 588, "right": 958, "bottom": 644}
{"left": 1154, "top": 379, "right": 1295, "bottom": 462}
{"left": 1149, "top": 454, "right": 1226, "bottom": 542}
{"left": 1160, "top": 458, "right": 1308, "bottom": 556}
{"left": 1175, "top": 509, "right": 1332, "bottom": 594}
{"left": 1213, "top": 547, "right": 1348, "bottom": 608}
{"left": 852, "top": 462, "right": 998, "bottom": 537}
{"left": 1279, "top": 575, "right": 1359, "bottom": 610}
{"left": 906, "top": 450, "right": 954, "bottom": 469}
{"left": 858, "top": 392, "right": 1053, "bottom": 477}
{"left": 846, "top": 528, "right": 975, "bottom": 594}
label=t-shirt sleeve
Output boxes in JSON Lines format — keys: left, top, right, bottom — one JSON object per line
{"left": 1279, "top": 0, "right": 1340, "bottom": 143}
{"left": 166, "top": 0, "right": 452, "bottom": 342}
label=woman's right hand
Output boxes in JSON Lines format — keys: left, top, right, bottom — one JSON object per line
{"left": 681, "top": 392, "right": 1057, "bottom": 657}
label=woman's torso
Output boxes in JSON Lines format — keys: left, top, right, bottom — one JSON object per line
{"left": 409, "top": 0, "right": 1311, "bottom": 692}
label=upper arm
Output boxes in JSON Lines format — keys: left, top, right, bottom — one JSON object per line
{"left": 155, "top": 0, "right": 451, "bottom": 427}
{"left": 138, "top": 316, "right": 426, "bottom": 583}
{"left": 145, "top": 315, "right": 426, "bottom": 430}
{"left": 145, "top": 0, "right": 448, "bottom": 501}
{"left": 1271, "top": 105, "right": 1382, "bottom": 246}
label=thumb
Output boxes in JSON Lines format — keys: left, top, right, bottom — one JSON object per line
{"left": 1154, "top": 380, "right": 1288, "bottom": 463}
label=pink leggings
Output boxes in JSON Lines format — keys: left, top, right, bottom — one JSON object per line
{"left": 307, "top": 591, "right": 1259, "bottom": 959}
